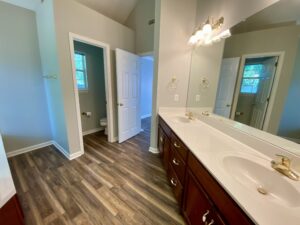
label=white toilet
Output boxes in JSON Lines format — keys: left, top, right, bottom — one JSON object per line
{"left": 100, "top": 118, "right": 108, "bottom": 135}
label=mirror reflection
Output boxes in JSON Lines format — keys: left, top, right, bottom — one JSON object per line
{"left": 187, "top": 0, "right": 300, "bottom": 145}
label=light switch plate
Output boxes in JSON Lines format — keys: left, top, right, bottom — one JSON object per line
{"left": 174, "top": 94, "right": 179, "bottom": 102}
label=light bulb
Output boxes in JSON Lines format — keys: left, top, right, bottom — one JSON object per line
{"left": 212, "top": 36, "right": 221, "bottom": 43}
{"left": 204, "top": 38, "right": 212, "bottom": 46}
{"left": 219, "top": 29, "right": 231, "bottom": 39}
{"left": 202, "top": 23, "right": 212, "bottom": 35}
{"left": 195, "top": 30, "right": 204, "bottom": 40}
{"left": 188, "top": 35, "right": 198, "bottom": 45}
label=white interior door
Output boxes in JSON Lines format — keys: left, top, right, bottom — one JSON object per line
{"left": 250, "top": 56, "right": 278, "bottom": 129}
{"left": 214, "top": 58, "right": 240, "bottom": 118}
{"left": 116, "top": 49, "right": 141, "bottom": 143}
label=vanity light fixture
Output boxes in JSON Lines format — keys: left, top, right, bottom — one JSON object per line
{"left": 189, "top": 17, "right": 231, "bottom": 46}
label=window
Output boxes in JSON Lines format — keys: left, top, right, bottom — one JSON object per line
{"left": 75, "top": 52, "right": 88, "bottom": 91}
{"left": 240, "top": 64, "right": 264, "bottom": 94}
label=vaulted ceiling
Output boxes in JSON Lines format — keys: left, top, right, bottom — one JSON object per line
{"left": 1, "top": 0, "right": 139, "bottom": 24}
{"left": 73, "top": 0, "right": 139, "bottom": 24}
{"left": 232, "top": 0, "right": 300, "bottom": 33}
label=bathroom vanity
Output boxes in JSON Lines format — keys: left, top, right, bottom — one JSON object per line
{"left": 158, "top": 110, "right": 300, "bottom": 225}
{"left": 0, "top": 134, "right": 24, "bottom": 225}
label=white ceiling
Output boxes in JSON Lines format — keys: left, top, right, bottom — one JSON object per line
{"left": 73, "top": 0, "right": 139, "bottom": 24}
{"left": 233, "top": 0, "right": 300, "bottom": 33}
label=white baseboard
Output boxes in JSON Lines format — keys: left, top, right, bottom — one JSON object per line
{"left": 149, "top": 147, "right": 159, "bottom": 154}
{"left": 6, "top": 141, "right": 53, "bottom": 158}
{"left": 6, "top": 140, "right": 83, "bottom": 161}
{"left": 82, "top": 127, "right": 104, "bottom": 136}
{"left": 141, "top": 114, "right": 151, "bottom": 119}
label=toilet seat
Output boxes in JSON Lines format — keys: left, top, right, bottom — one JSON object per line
{"left": 100, "top": 118, "right": 107, "bottom": 126}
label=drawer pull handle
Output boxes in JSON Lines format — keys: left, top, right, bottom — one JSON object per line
{"left": 170, "top": 178, "right": 177, "bottom": 187}
{"left": 172, "top": 158, "right": 180, "bottom": 166}
{"left": 202, "top": 210, "right": 210, "bottom": 222}
{"left": 160, "top": 136, "right": 164, "bottom": 143}
{"left": 207, "top": 219, "right": 214, "bottom": 225}
{"left": 173, "top": 142, "right": 181, "bottom": 148}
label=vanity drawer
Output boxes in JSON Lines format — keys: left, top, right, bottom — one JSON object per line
{"left": 171, "top": 133, "right": 188, "bottom": 160}
{"left": 169, "top": 147, "right": 186, "bottom": 184}
{"left": 188, "top": 152, "right": 254, "bottom": 225}
{"left": 168, "top": 163, "right": 183, "bottom": 205}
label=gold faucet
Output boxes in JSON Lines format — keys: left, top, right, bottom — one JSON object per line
{"left": 185, "top": 111, "right": 195, "bottom": 120}
{"left": 271, "top": 154, "right": 299, "bottom": 181}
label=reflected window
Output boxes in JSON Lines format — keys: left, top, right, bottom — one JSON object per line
{"left": 240, "top": 64, "right": 264, "bottom": 94}
{"left": 75, "top": 52, "right": 88, "bottom": 91}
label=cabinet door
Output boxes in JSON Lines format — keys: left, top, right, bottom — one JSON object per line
{"left": 183, "top": 170, "right": 225, "bottom": 225}
{"left": 158, "top": 126, "right": 170, "bottom": 169}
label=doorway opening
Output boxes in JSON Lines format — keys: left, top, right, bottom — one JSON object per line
{"left": 69, "top": 33, "right": 114, "bottom": 154}
{"left": 115, "top": 50, "right": 154, "bottom": 145}
{"left": 233, "top": 55, "right": 280, "bottom": 130}
{"left": 140, "top": 55, "right": 154, "bottom": 142}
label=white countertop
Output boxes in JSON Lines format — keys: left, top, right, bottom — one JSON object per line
{"left": 0, "top": 134, "right": 16, "bottom": 208}
{"left": 159, "top": 109, "right": 300, "bottom": 225}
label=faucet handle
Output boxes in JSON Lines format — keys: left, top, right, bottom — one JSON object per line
{"left": 275, "top": 154, "right": 291, "bottom": 168}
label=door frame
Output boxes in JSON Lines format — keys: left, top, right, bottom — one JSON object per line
{"left": 69, "top": 33, "right": 115, "bottom": 152}
{"left": 230, "top": 51, "right": 285, "bottom": 132}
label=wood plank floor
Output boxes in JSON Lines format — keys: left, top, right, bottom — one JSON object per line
{"left": 9, "top": 118, "right": 185, "bottom": 225}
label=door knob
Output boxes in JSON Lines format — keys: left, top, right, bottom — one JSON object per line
{"left": 118, "top": 103, "right": 124, "bottom": 106}
{"left": 226, "top": 104, "right": 231, "bottom": 107}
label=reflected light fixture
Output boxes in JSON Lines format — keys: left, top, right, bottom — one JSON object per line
{"left": 189, "top": 17, "right": 231, "bottom": 46}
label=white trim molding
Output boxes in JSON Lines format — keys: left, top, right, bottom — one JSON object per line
{"left": 69, "top": 33, "right": 115, "bottom": 149}
{"left": 149, "top": 147, "right": 159, "bottom": 154}
{"left": 6, "top": 141, "right": 84, "bottom": 161}
{"left": 82, "top": 127, "right": 104, "bottom": 136}
{"left": 6, "top": 141, "right": 53, "bottom": 158}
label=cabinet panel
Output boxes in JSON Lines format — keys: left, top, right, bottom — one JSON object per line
{"left": 167, "top": 163, "right": 183, "bottom": 205}
{"left": 0, "top": 195, "right": 24, "bottom": 225}
{"left": 170, "top": 133, "right": 188, "bottom": 160}
{"left": 158, "top": 126, "right": 171, "bottom": 170}
{"left": 169, "top": 147, "right": 186, "bottom": 184}
{"left": 188, "top": 153, "right": 254, "bottom": 225}
{"left": 183, "top": 170, "right": 225, "bottom": 225}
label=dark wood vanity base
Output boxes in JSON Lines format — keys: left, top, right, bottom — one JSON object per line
{"left": 0, "top": 195, "right": 24, "bottom": 225}
{"left": 158, "top": 116, "right": 254, "bottom": 225}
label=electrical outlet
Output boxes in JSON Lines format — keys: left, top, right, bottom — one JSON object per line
{"left": 174, "top": 94, "right": 179, "bottom": 102}
{"left": 196, "top": 94, "right": 201, "bottom": 102}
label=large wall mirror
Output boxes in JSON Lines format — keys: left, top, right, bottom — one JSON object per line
{"left": 187, "top": 0, "right": 300, "bottom": 149}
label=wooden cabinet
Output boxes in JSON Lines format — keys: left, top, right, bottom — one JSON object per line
{"left": 0, "top": 195, "right": 24, "bottom": 225}
{"left": 183, "top": 170, "right": 225, "bottom": 225}
{"left": 158, "top": 116, "right": 254, "bottom": 225}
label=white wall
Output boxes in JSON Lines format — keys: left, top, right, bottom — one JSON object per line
{"left": 149, "top": 0, "right": 279, "bottom": 149}
{"left": 126, "top": 0, "right": 155, "bottom": 54}
{"left": 140, "top": 57, "right": 154, "bottom": 118}
{"left": 36, "top": 0, "right": 69, "bottom": 151}
{"left": 223, "top": 25, "right": 300, "bottom": 134}
{"left": 74, "top": 41, "right": 107, "bottom": 132}
{"left": 0, "top": 2, "right": 52, "bottom": 153}
{"left": 53, "top": 0, "right": 135, "bottom": 154}
{"left": 150, "top": 0, "right": 198, "bottom": 148}
{"left": 279, "top": 38, "right": 300, "bottom": 139}
{"left": 186, "top": 41, "right": 225, "bottom": 109}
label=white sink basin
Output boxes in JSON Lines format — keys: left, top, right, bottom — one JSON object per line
{"left": 223, "top": 156, "right": 300, "bottom": 207}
